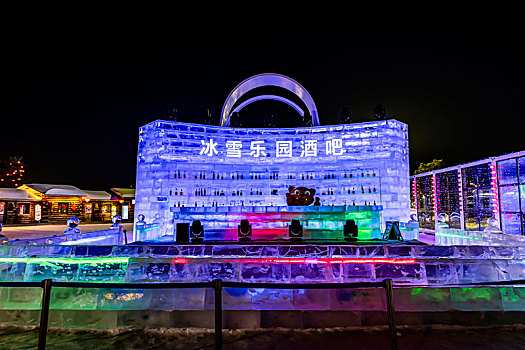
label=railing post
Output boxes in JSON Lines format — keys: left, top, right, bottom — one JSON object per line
{"left": 212, "top": 279, "right": 223, "bottom": 350}
{"left": 383, "top": 279, "right": 398, "bottom": 350}
{"left": 38, "top": 279, "right": 52, "bottom": 350}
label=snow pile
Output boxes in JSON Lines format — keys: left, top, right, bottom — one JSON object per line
{"left": 2, "top": 324, "right": 525, "bottom": 349}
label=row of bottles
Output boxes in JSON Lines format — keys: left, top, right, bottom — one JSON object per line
{"left": 172, "top": 199, "right": 378, "bottom": 208}
{"left": 341, "top": 185, "right": 377, "bottom": 194}
{"left": 170, "top": 186, "right": 379, "bottom": 197}
{"left": 173, "top": 169, "right": 378, "bottom": 180}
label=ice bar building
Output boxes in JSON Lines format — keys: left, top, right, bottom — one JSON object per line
{"left": 410, "top": 150, "right": 525, "bottom": 235}
{"left": 134, "top": 73, "right": 411, "bottom": 241}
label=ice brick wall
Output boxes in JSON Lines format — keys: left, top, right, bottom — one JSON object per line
{"left": 1, "top": 244, "right": 522, "bottom": 286}
{"left": 135, "top": 119, "right": 410, "bottom": 235}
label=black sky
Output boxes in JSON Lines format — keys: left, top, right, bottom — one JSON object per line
{"left": 1, "top": 25, "right": 524, "bottom": 189}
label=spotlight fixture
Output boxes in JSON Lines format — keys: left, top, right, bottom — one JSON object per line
{"left": 238, "top": 219, "right": 252, "bottom": 241}
{"left": 190, "top": 220, "right": 204, "bottom": 243}
{"left": 343, "top": 220, "right": 358, "bottom": 241}
{"left": 288, "top": 219, "right": 303, "bottom": 240}
{"left": 382, "top": 221, "right": 403, "bottom": 241}
{"left": 176, "top": 223, "right": 190, "bottom": 244}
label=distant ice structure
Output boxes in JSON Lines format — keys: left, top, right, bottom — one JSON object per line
{"left": 135, "top": 119, "right": 410, "bottom": 238}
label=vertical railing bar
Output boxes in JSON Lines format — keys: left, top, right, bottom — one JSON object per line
{"left": 38, "top": 279, "right": 52, "bottom": 350}
{"left": 212, "top": 279, "right": 223, "bottom": 349}
{"left": 383, "top": 279, "right": 398, "bottom": 350}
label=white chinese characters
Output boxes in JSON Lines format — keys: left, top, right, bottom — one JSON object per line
{"left": 225, "top": 141, "right": 242, "bottom": 158}
{"left": 326, "top": 138, "right": 344, "bottom": 156}
{"left": 300, "top": 140, "right": 318, "bottom": 157}
{"left": 276, "top": 141, "right": 293, "bottom": 158}
{"left": 249, "top": 141, "right": 267, "bottom": 158}
{"left": 200, "top": 139, "right": 218, "bottom": 157}
{"left": 199, "top": 138, "right": 345, "bottom": 158}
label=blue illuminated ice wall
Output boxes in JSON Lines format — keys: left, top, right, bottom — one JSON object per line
{"left": 135, "top": 119, "right": 410, "bottom": 237}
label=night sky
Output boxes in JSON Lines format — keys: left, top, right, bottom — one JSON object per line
{"left": 2, "top": 26, "right": 524, "bottom": 190}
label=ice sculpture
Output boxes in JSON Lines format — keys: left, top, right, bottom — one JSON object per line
{"left": 484, "top": 218, "right": 503, "bottom": 234}
{"left": 110, "top": 215, "right": 123, "bottom": 232}
{"left": 135, "top": 119, "right": 410, "bottom": 238}
{"left": 64, "top": 217, "right": 81, "bottom": 234}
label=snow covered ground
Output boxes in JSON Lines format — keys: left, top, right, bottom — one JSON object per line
{"left": 1, "top": 324, "right": 525, "bottom": 349}
{"left": 0, "top": 223, "right": 133, "bottom": 241}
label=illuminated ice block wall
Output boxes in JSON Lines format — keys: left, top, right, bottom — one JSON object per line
{"left": 135, "top": 119, "right": 410, "bottom": 237}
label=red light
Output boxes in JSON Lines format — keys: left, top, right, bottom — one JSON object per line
{"left": 171, "top": 257, "right": 417, "bottom": 265}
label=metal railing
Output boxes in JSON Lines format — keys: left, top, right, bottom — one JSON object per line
{"left": 0, "top": 279, "right": 398, "bottom": 350}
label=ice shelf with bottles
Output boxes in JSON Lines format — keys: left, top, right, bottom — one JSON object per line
{"left": 135, "top": 119, "right": 410, "bottom": 236}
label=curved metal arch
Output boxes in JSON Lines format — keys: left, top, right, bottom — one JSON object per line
{"left": 230, "top": 95, "right": 305, "bottom": 117}
{"left": 220, "top": 73, "right": 319, "bottom": 127}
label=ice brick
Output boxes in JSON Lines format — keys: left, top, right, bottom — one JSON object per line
{"left": 148, "top": 288, "right": 206, "bottom": 310}
{"left": 251, "top": 289, "right": 294, "bottom": 310}
{"left": 292, "top": 289, "right": 330, "bottom": 310}
{"left": 450, "top": 287, "right": 503, "bottom": 311}
{"left": 97, "top": 288, "right": 152, "bottom": 310}
{"left": 50, "top": 287, "right": 98, "bottom": 310}
{"left": 393, "top": 287, "right": 451, "bottom": 311}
